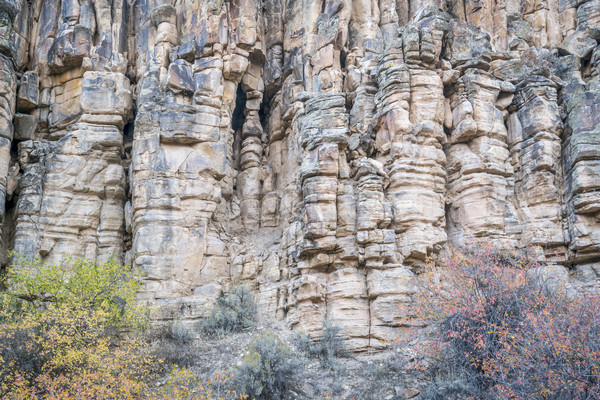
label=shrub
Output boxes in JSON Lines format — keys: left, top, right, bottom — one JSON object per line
{"left": 152, "top": 340, "right": 200, "bottom": 370}
{"left": 4, "top": 254, "right": 145, "bottom": 328}
{"left": 202, "top": 286, "right": 256, "bottom": 337}
{"left": 418, "top": 367, "right": 478, "bottom": 400}
{"left": 151, "top": 322, "right": 201, "bottom": 369}
{"left": 0, "top": 255, "right": 154, "bottom": 398}
{"left": 170, "top": 320, "right": 197, "bottom": 344}
{"left": 234, "top": 331, "right": 301, "bottom": 399}
{"left": 294, "top": 320, "right": 344, "bottom": 368}
{"left": 319, "top": 321, "right": 344, "bottom": 367}
{"left": 407, "top": 242, "right": 600, "bottom": 400}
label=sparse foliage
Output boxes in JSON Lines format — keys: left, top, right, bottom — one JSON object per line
{"left": 152, "top": 367, "right": 247, "bottom": 400}
{"left": 202, "top": 286, "right": 257, "bottom": 337}
{"left": 170, "top": 320, "right": 197, "bottom": 344}
{"left": 234, "top": 331, "right": 302, "bottom": 399}
{"left": 349, "top": 357, "right": 407, "bottom": 400}
{"left": 152, "top": 337, "right": 200, "bottom": 370}
{"left": 294, "top": 320, "right": 344, "bottom": 368}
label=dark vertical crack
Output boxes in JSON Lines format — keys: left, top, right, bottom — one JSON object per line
{"left": 232, "top": 84, "right": 247, "bottom": 173}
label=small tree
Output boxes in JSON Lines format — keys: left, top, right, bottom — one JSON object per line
{"left": 406, "top": 242, "right": 600, "bottom": 400}
{"left": 0, "top": 255, "right": 153, "bottom": 398}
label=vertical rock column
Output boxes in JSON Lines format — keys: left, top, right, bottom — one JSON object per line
{"left": 345, "top": 50, "right": 378, "bottom": 161}
{"left": 131, "top": 102, "right": 228, "bottom": 301}
{"left": 11, "top": 0, "right": 131, "bottom": 263}
{"left": 355, "top": 159, "right": 394, "bottom": 268}
{"left": 375, "top": 18, "right": 448, "bottom": 263}
{"left": 520, "top": 0, "right": 562, "bottom": 48}
{"left": 258, "top": 0, "right": 306, "bottom": 333}
{"left": 354, "top": 158, "right": 414, "bottom": 347}
{"left": 343, "top": 31, "right": 384, "bottom": 279}
{"left": 558, "top": 0, "right": 598, "bottom": 58}
{"left": 345, "top": 0, "right": 385, "bottom": 149}
{"left": 13, "top": 140, "right": 48, "bottom": 259}
{"left": 0, "top": 61, "right": 14, "bottom": 230}
{"left": 131, "top": 0, "right": 264, "bottom": 317}
{"left": 365, "top": 13, "right": 449, "bottom": 345}
{"left": 0, "top": 0, "right": 18, "bottom": 248}
{"left": 296, "top": 94, "right": 348, "bottom": 255}
{"left": 294, "top": 92, "right": 360, "bottom": 347}
{"left": 446, "top": 67, "right": 517, "bottom": 245}
{"left": 260, "top": 0, "right": 285, "bottom": 229}
{"left": 132, "top": 4, "right": 229, "bottom": 302}
{"left": 562, "top": 54, "right": 600, "bottom": 261}
{"left": 238, "top": 63, "right": 265, "bottom": 228}
{"left": 13, "top": 72, "right": 131, "bottom": 262}
{"left": 507, "top": 76, "right": 565, "bottom": 252}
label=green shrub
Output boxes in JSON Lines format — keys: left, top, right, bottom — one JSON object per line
{"left": 202, "top": 286, "right": 256, "bottom": 337}
{"left": 4, "top": 254, "right": 144, "bottom": 328}
{"left": 294, "top": 320, "right": 344, "bottom": 368}
{"left": 234, "top": 331, "right": 301, "bottom": 399}
{"left": 170, "top": 320, "right": 196, "bottom": 344}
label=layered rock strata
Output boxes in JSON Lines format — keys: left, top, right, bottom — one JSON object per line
{"left": 508, "top": 76, "right": 565, "bottom": 253}
{"left": 1, "top": 0, "right": 599, "bottom": 350}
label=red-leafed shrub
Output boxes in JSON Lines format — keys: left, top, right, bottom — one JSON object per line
{"left": 406, "top": 242, "right": 600, "bottom": 400}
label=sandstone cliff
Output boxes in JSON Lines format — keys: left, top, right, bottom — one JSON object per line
{"left": 0, "top": 0, "right": 599, "bottom": 350}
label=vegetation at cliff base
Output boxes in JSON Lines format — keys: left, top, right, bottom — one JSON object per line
{"left": 406, "top": 242, "right": 600, "bottom": 400}
{"left": 0, "top": 256, "right": 256, "bottom": 399}
{"left": 2, "top": 246, "right": 599, "bottom": 399}
{"left": 202, "top": 285, "right": 257, "bottom": 337}
{"left": 0, "top": 255, "right": 154, "bottom": 398}
{"left": 234, "top": 331, "right": 301, "bottom": 399}
{"left": 294, "top": 320, "right": 344, "bottom": 369}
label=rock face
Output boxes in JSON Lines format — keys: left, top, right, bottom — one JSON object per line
{"left": 1, "top": 0, "right": 600, "bottom": 350}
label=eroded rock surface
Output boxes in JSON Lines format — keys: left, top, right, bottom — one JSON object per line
{"left": 1, "top": 0, "right": 600, "bottom": 350}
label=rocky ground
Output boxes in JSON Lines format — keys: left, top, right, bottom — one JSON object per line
{"left": 150, "top": 317, "right": 423, "bottom": 400}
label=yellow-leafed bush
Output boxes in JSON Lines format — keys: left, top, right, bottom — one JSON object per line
{"left": 0, "top": 255, "right": 154, "bottom": 399}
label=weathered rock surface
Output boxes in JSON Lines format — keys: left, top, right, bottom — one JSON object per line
{"left": 1, "top": 0, "right": 599, "bottom": 350}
